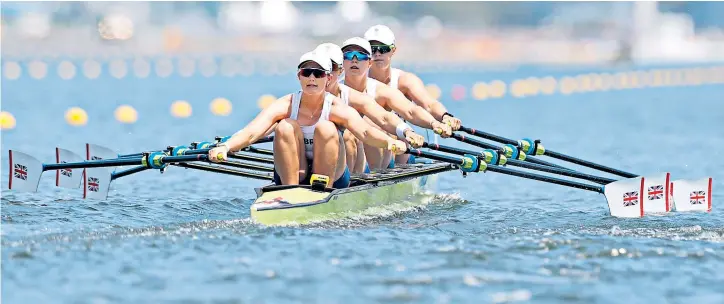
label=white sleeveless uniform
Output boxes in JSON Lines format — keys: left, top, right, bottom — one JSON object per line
{"left": 388, "top": 68, "right": 402, "bottom": 90}
{"left": 289, "top": 91, "right": 339, "bottom": 159}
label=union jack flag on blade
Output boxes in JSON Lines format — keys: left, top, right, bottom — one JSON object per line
{"left": 87, "top": 177, "right": 100, "bottom": 192}
{"left": 647, "top": 185, "right": 664, "bottom": 200}
{"left": 690, "top": 191, "right": 706, "bottom": 205}
{"left": 60, "top": 161, "right": 72, "bottom": 177}
{"left": 14, "top": 164, "right": 28, "bottom": 180}
{"left": 623, "top": 191, "right": 639, "bottom": 207}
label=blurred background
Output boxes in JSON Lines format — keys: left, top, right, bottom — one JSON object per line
{"left": 1, "top": 1, "right": 723, "bottom": 132}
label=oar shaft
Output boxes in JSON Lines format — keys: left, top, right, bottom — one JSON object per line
{"left": 44, "top": 158, "right": 144, "bottom": 170}
{"left": 485, "top": 165, "right": 604, "bottom": 193}
{"left": 243, "top": 146, "right": 274, "bottom": 156}
{"left": 544, "top": 150, "right": 638, "bottom": 178}
{"left": 506, "top": 159, "right": 616, "bottom": 185}
{"left": 422, "top": 143, "right": 480, "bottom": 158}
{"left": 407, "top": 148, "right": 468, "bottom": 167}
{"left": 111, "top": 166, "right": 149, "bottom": 180}
{"left": 459, "top": 126, "right": 517, "bottom": 145}
{"left": 175, "top": 163, "right": 273, "bottom": 181}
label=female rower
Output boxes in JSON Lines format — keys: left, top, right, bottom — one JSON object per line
{"left": 314, "top": 42, "right": 426, "bottom": 174}
{"left": 339, "top": 37, "right": 452, "bottom": 170}
{"left": 364, "top": 25, "right": 464, "bottom": 165}
{"left": 208, "top": 51, "right": 407, "bottom": 188}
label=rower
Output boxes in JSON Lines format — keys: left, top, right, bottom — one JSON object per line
{"left": 314, "top": 42, "right": 426, "bottom": 174}
{"left": 364, "top": 25, "right": 464, "bottom": 165}
{"left": 339, "top": 37, "right": 453, "bottom": 171}
{"left": 208, "top": 50, "right": 407, "bottom": 189}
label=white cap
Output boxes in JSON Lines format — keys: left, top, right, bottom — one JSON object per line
{"left": 298, "top": 50, "right": 332, "bottom": 72}
{"left": 364, "top": 25, "right": 395, "bottom": 45}
{"left": 315, "top": 43, "right": 343, "bottom": 65}
{"left": 341, "top": 37, "right": 372, "bottom": 55}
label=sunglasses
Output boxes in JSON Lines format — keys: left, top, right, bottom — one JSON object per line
{"left": 299, "top": 68, "right": 327, "bottom": 78}
{"left": 343, "top": 51, "right": 370, "bottom": 61}
{"left": 371, "top": 45, "right": 394, "bottom": 54}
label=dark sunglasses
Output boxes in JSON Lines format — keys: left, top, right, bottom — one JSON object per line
{"left": 299, "top": 68, "right": 327, "bottom": 78}
{"left": 343, "top": 51, "right": 370, "bottom": 61}
{"left": 371, "top": 45, "right": 394, "bottom": 54}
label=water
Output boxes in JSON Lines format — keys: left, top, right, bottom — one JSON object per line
{"left": 2, "top": 65, "right": 724, "bottom": 303}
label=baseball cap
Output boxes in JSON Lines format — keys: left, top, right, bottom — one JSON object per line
{"left": 315, "top": 43, "right": 343, "bottom": 65}
{"left": 298, "top": 50, "right": 332, "bottom": 72}
{"left": 364, "top": 25, "right": 395, "bottom": 45}
{"left": 341, "top": 37, "right": 372, "bottom": 55}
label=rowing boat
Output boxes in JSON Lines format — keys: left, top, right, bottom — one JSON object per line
{"left": 250, "top": 161, "right": 454, "bottom": 226}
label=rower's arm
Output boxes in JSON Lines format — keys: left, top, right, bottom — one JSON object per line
{"left": 329, "top": 100, "right": 395, "bottom": 150}
{"left": 378, "top": 84, "right": 439, "bottom": 129}
{"left": 348, "top": 89, "right": 409, "bottom": 136}
{"left": 224, "top": 95, "right": 291, "bottom": 151}
{"left": 399, "top": 72, "right": 449, "bottom": 121}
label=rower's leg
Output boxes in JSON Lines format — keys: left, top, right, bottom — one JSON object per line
{"left": 343, "top": 129, "right": 359, "bottom": 173}
{"left": 354, "top": 137, "right": 366, "bottom": 173}
{"left": 273, "top": 118, "right": 307, "bottom": 185}
{"left": 361, "top": 116, "right": 385, "bottom": 170}
{"left": 312, "top": 121, "right": 344, "bottom": 180}
{"left": 395, "top": 154, "right": 411, "bottom": 165}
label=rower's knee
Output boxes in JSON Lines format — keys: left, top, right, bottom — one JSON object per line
{"left": 314, "top": 121, "right": 340, "bottom": 142}
{"left": 275, "top": 118, "right": 300, "bottom": 139}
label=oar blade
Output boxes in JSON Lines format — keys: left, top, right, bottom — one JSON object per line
{"left": 55, "top": 147, "right": 84, "bottom": 189}
{"left": 642, "top": 173, "right": 672, "bottom": 214}
{"left": 603, "top": 177, "right": 645, "bottom": 218}
{"left": 671, "top": 177, "right": 712, "bottom": 213}
{"left": 7, "top": 150, "right": 43, "bottom": 192}
{"left": 83, "top": 167, "right": 113, "bottom": 200}
{"left": 85, "top": 144, "right": 119, "bottom": 162}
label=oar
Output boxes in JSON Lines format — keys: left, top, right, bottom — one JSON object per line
{"left": 458, "top": 126, "right": 638, "bottom": 178}
{"left": 8, "top": 150, "right": 212, "bottom": 193}
{"left": 422, "top": 142, "right": 616, "bottom": 185}
{"left": 407, "top": 148, "right": 604, "bottom": 193}
{"left": 175, "top": 162, "right": 273, "bottom": 181}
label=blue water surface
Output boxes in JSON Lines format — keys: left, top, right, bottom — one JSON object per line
{"left": 2, "top": 64, "right": 724, "bottom": 304}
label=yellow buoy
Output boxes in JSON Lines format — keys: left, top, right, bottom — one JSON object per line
{"left": 256, "top": 95, "right": 276, "bottom": 110}
{"left": 114, "top": 105, "right": 138, "bottom": 124}
{"left": 471, "top": 82, "right": 488, "bottom": 100}
{"left": 425, "top": 84, "right": 441, "bottom": 100}
{"left": 171, "top": 100, "right": 192, "bottom": 118}
{"left": 65, "top": 107, "right": 88, "bottom": 126}
{"left": 0, "top": 111, "right": 17, "bottom": 130}
{"left": 210, "top": 97, "right": 232, "bottom": 116}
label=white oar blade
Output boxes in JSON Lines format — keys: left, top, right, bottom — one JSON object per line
{"left": 604, "top": 177, "right": 645, "bottom": 218}
{"left": 642, "top": 173, "right": 672, "bottom": 214}
{"left": 55, "top": 147, "right": 84, "bottom": 189}
{"left": 83, "top": 167, "right": 112, "bottom": 200}
{"left": 7, "top": 150, "right": 44, "bottom": 192}
{"left": 672, "top": 177, "right": 712, "bottom": 213}
{"left": 86, "top": 143, "right": 119, "bottom": 161}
